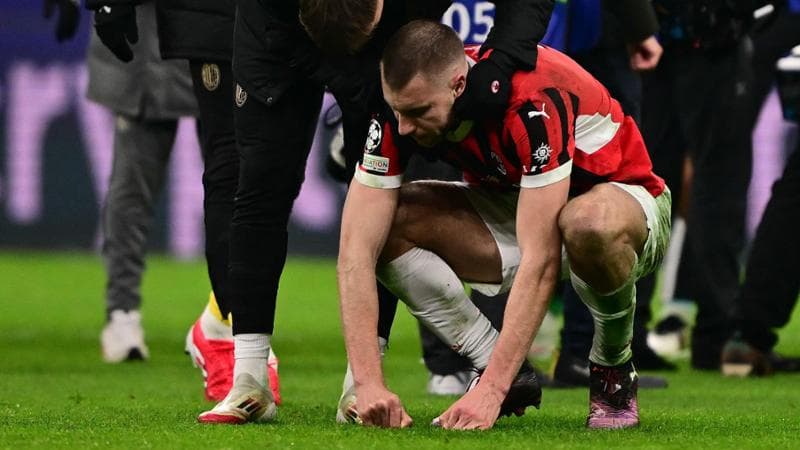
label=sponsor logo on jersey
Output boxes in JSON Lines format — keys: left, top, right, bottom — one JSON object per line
{"left": 235, "top": 84, "right": 247, "bottom": 107}
{"left": 527, "top": 102, "right": 550, "bottom": 120}
{"left": 364, "top": 119, "right": 382, "bottom": 153}
{"left": 533, "top": 143, "right": 552, "bottom": 165}
{"left": 201, "top": 64, "right": 221, "bottom": 91}
{"left": 361, "top": 154, "right": 390, "bottom": 173}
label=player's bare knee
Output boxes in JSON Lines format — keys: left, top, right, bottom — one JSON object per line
{"left": 559, "top": 195, "right": 621, "bottom": 259}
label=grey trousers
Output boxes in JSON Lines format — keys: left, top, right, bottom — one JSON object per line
{"left": 102, "top": 115, "right": 178, "bottom": 315}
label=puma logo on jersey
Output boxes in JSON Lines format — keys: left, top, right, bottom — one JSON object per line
{"left": 527, "top": 103, "right": 550, "bottom": 120}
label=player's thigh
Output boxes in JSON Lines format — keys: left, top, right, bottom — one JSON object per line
{"left": 389, "top": 180, "right": 503, "bottom": 284}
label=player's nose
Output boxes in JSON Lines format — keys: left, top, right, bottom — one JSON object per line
{"left": 397, "top": 116, "right": 416, "bottom": 136}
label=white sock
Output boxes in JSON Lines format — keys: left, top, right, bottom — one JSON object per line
{"left": 200, "top": 305, "right": 232, "bottom": 340}
{"left": 377, "top": 247, "right": 497, "bottom": 370}
{"left": 570, "top": 268, "right": 636, "bottom": 367}
{"left": 233, "top": 333, "right": 270, "bottom": 388}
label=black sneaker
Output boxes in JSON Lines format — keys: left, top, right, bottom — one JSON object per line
{"left": 551, "top": 350, "right": 668, "bottom": 389}
{"left": 551, "top": 350, "right": 591, "bottom": 388}
{"left": 721, "top": 337, "right": 774, "bottom": 377}
{"left": 769, "top": 352, "right": 800, "bottom": 372}
{"left": 632, "top": 341, "right": 677, "bottom": 371}
{"left": 467, "top": 360, "right": 542, "bottom": 418}
{"left": 587, "top": 360, "right": 639, "bottom": 429}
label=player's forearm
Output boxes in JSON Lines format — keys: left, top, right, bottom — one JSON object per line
{"left": 478, "top": 179, "right": 569, "bottom": 392}
{"left": 336, "top": 183, "right": 398, "bottom": 388}
{"left": 481, "top": 255, "right": 559, "bottom": 394}
{"left": 338, "top": 263, "right": 385, "bottom": 387}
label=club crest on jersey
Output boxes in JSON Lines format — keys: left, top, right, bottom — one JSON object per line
{"left": 235, "top": 84, "right": 247, "bottom": 107}
{"left": 201, "top": 63, "right": 221, "bottom": 91}
{"left": 364, "top": 119, "right": 382, "bottom": 153}
{"left": 362, "top": 154, "right": 390, "bottom": 173}
{"left": 533, "top": 143, "right": 552, "bottom": 165}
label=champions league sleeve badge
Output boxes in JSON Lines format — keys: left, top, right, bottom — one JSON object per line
{"left": 364, "top": 119, "right": 382, "bottom": 153}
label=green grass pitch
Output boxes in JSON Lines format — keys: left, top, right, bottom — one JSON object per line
{"left": 1, "top": 252, "right": 799, "bottom": 448}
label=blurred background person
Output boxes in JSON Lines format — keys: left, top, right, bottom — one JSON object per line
{"left": 721, "top": 4, "right": 800, "bottom": 376}
{"left": 635, "top": 0, "right": 763, "bottom": 370}
{"left": 81, "top": 1, "right": 199, "bottom": 362}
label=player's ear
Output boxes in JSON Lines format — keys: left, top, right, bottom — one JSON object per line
{"left": 451, "top": 73, "right": 466, "bottom": 98}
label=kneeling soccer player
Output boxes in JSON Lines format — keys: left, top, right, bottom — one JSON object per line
{"left": 336, "top": 20, "right": 671, "bottom": 430}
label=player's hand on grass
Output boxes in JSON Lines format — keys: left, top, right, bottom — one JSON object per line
{"left": 434, "top": 381, "right": 503, "bottom": 430}
{"left": 355, "top": 384, "right": 413, "bottom": 428}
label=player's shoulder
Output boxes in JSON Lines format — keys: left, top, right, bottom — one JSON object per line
{"left": 515, "top": 45, "right": 594, "bottom": 89}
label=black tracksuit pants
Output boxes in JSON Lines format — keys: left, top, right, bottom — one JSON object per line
{"left": 640, "top": 40, "right": 754, "bottom": 368}
{"left": 189, "top": 61, "right": 238, "bottom": 318}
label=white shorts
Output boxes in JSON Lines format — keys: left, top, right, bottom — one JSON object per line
{"left": 456, "top": 182, "right": 672, "bottom": 296}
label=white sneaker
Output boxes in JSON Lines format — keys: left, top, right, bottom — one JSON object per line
{"left": 100, "top": 310, "right": 149, "bottom": 363}
{"left": 336, "top": 384, "right": 361, "bottom": 424}
{"left": 335, "top": 337, "right": 387, "bottom": 424}
{"left": 426, "top": 371, "right": 471, "bottom": 396}
{"left": 197, "top": 373, "right": 277, "bottom": 424}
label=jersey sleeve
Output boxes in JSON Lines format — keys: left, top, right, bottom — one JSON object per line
{"left": 353, "top": 117, "right": 408, "bottom": 189}
{"left": 508, "top": 88, "right": 576, "bottom": 188}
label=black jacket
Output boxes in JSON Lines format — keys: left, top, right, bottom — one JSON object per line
{"left": 155, "top": 0, "right": 235, "bottom": 61}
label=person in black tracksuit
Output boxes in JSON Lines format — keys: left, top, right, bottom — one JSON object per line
{"left": 156, "top": 0, "right": 238, "bottom": 318}
{"left": 216, "top": 0, "right": 553, "bottom": 417}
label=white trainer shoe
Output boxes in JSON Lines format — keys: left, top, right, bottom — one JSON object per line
{"left": 335, "top": 337, "right": 387, "bottom": 424}
{"left": 197, "top": 373, "right": 277, "bottom": 424}
{"left": 426, "top": 370, "right": 472, "bottom": 396}
{"left": 100, "top": 310, "right": 149, "bottom": 363}
{"left": 336, "top": 384, "right": 361, "bottom": 424}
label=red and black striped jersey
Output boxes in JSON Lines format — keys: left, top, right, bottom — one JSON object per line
{"left": 355, "top": 45, "right": 666, "bottom": 198}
